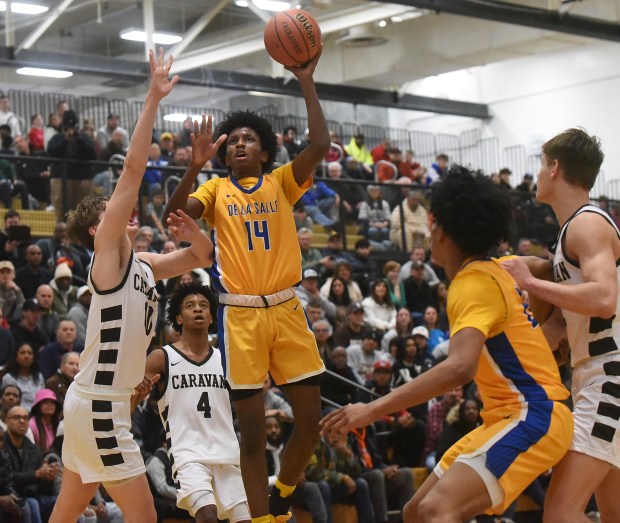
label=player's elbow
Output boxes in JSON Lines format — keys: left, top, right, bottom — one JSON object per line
{"left": 595, "top": 297, "right": 616, "bottom": 319}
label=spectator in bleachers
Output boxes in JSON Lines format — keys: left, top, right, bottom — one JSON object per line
{"left": 306, "top": 300, "right": 326, "bottom": 327}
{"left": 145, "top": 189, "right": 168, "bottom": 245}
{"left": 516, "top": 172, "right": 535, "bottom": 193}
{"left": 343, "top": 156, "right": 366, "bottom": 181}
{"left": 380, "top": 307, "right": 413, "bottom": 354}
{"left": 43, "top": 113, "right": 61, "bottom": 148}
{"left": 422, "top": 306, "right": 449, "bottom": 353}
{"left": 14, "top": 134, "right": 51, "bottom": 208}
{"left": 37, "top": 223, "right": 83, "bottom": 277}
{"left": 326, "top": 277, "right": 351, "bottom": 327}
{"left": 0, "top": 149, "right": 30, "bottom": 210}
{"left": 349, "top": 238, "right": 380, "bottom": 292}
{"left": 362, "top": 280, "right": 396, "bottom": 333}
{"left": 382, "top": 261, "right": 406, "bottom": 310}
{"left": 0, "top": 260, "right": 24, "bottom": 322}
{"left": 0, "top": 95, "right": 22, "bottom": 138}
{"left": 326, "top": 130, "right": 345, "bottom": 164}
{"left": 28, "top": 388, "right": 61, "bottom": 453}
{"left": 297, "top": 227, "right": 324, "bottom": 274}
{"left": 411, "top": 326, "right": 435, "bottom": 374}
{"left": 319, "top": 430, "right": 374, "bottom": 523}
{"left": 282, "top": 125, "right": 301, "bottom": 160}
{"left": 333, "top": 303, "right": 373, "bottom": 348}
{"left": 27, "top": 113, "right": 45, "bottom": 152}
{"left": 157, "top": 131, "right": 175, "bottom": 159}
{"left": 0, "top": 385, "right": 24, "bottom": 431}
{"left": 300, "top": 179, "right": 339, "bottom": 228}
{"left": 349, "top": 424, "right": 415, "bottom": 523}
{"left": 34, "top": 284, "right": 58, "bottom": 343}
{"left": 14, "top": 244, "right": 51, "bottom": 300}
{"left": 44, "top": 351, "right": 79, "bottom": 407}
{"left": 274, "top": 133, "right": 291, "bottom": 167}
{"left": 64, "top": 286, "right": 88, "bottom": 346}
{"left": 389, "top": 190, "right": 430, "bottom": 252}
{"left": 4, "top": 405, "right": 59, "bottom": 521}
{"left": 143, "top": 143, "right": 167, "bottom": 197}
{"left": 50, "top": 263, "right": 78, "bottom": 317}
{"left": 39, "top": 320, "right": 82, "bottom": 380}
{"left": 358, "top": 185, "right": 391, "bottom": 245}
{"left": 321, "top": 231, "right": 356, "bottom": 268}
{"left": 263, "top": 375, "right": 294, "bottom": 425}
{"left": 377, "top": 148, "right": 403, "bottom": 183}
{"left": 296, "top": 269, "right": 336, "bottom": 319}
{"left": 497, "top": 167, "right": 512, "bottom": 191}
{"left": 399, "top": 246, "right": 440, "bottom": 287}
{"left": 176, "top": 116, "right": 194, "bottom": 147}
{"left": 422, "top": 386, "right": 463, "bottom": 470}
{"left": 320, "top": 347, "right": 360, "bottom": 408}
{"left": 47, "top": 109, "right": 96, "bottom": 221}
{"left": 97, "top": 128, "right": 126, "bottom": 162}
{"left": 435, "top": 399, "right": 481, "bottom": 463}
{"left": 391, "top": 336, "right": 419, "bottom": 389}
{"left": 346, "top": 331, "right": 382, "bottom": 384}
{"left": 313, "top": 319, "right": 335, "bottom": 365}
{"left": 321, "top": 261, "right": 363, "bottom": 303}
{"left": 403, "top": 260, "right": 434, "bottom": 322}
{"left": 371, "top": 138, "right": 391, "bottom": 164}
{"left": 10, "top": 299, "right": 49, "bottom": 355}
{"left": 325, "top": 162, "right": 366, "bottom": 220}
{"left": 425, "top": 153, "right": 448, "bottom": 186}
{"left": 55, "top": 101, "right": 68, "bottom": 121}
{"left": 96, "top": 113, "right": 129, "bottom": 152}
{"left": 1, "top": 342, "right": 44, "bottom": 411}
{"left": 293, "top": 203, "right": 313, "bottom": 230}
{"left": 345, "top": 134, "right": 373, "bottom": 176}
{"left": 0, "top": 306, "right": 15, "bottom": 360}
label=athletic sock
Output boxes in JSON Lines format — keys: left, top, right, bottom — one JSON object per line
{"left": 251, "top": 516, "right": 271, "bottom": 523}
{"left": 269, "top": 479, "right": 295, "bottom": 519}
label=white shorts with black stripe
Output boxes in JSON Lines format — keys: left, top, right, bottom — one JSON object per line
{"left": 571, "top": 353, "right": 620, "bottom": 468}
{"left": 62, "top": 384, "right": 145, "bottom": 483}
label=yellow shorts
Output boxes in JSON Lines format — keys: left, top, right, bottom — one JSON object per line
{"left": 438, "top": 401, "right": 573, "bottom": 514}
{"left": 217, "top": 295, "right": 325, "bottom": 389}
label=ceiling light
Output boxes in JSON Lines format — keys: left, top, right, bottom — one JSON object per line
{"left": 0, "top": 2, "right": 48, "bottom": 14}
{"left": 120, "top": 30, "right": 182, "bottom": 45}
{"left": 391, "top": 10, "right": 424, "bottom": 23}
{"left": 378, "top": 20, "right": 387, "bottom": 28}
{"left": 234, "top": 0, "right": 249, "bottom": 6}
{"left": 163, "top": 113, "right": 203, "bottom": 123}
{"left": 248, "top": 91, "right": 287, "bottom": 98}
{"left": 16, "top": 67, "right": 73, "bottom": 78}
{"left": 251, "top": 0, "right": 290, "bottom": 12}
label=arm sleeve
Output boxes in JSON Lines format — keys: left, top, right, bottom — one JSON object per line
{"left": 272, "top": 163, "right": 312, "bottom": 205}
{"left": 448, "top": 271, "right": 506, "bottom": 338}
{"left": 189, "top": 178, "right": 221, "bottom": 227}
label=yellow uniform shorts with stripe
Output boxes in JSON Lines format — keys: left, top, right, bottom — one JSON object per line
{"left": 217, "top": 295, "right": 325, "bottom": 389}
{"left": 438, "top": 401, "right": 573, "bottom": 514}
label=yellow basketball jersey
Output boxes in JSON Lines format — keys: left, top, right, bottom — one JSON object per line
{"left": 190, "top": 163, "right": 311, "bottom": 295}
{"left": 448, "top": 257, "right": 569, "bottom": 415}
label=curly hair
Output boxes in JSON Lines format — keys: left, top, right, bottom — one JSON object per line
{"left": 66, "top": 195, "right": 108, "bottom": 250}
{"left": 166, "top": 281, "right": 218, "bottom": 334}
{"left": 429, "top": 166, "right": 512, "bottom": 258}
{"left": 214, "top": 110, "right": 277, "bottom": 173}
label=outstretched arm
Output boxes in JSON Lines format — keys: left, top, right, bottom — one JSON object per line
{"left": 287, "top": 52, "right": 330, "bottom": 186}
{"left": 163, "top": 115, "right": 227, "bottom": 224}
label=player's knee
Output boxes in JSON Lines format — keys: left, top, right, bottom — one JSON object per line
{"left": 194, "top": 504, "right": 219, "bottom": 523}
{"left": 417, "top": 495, "right": 444, "bottom": 522}
{"left": 543, "top": 498, "right": 576, "bottom": 523}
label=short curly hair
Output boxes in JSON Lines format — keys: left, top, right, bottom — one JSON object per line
{"left": 166, "top": 282, "right": 218, "bottom": 334}
{"left": 429, "top": 166, "right": 512, "bottom": 258}
{"left": 66, "top": 196, "right": 108, "bottom": 250}
{"left": 214, "top": 110, "right": 277, "bottom": 173}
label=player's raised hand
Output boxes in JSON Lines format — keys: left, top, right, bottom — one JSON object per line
{"left": 148, "top": 47, "right": 179, "bottom": 99}
{"left": 132, "top": 374, "right": 161, "bottom": 406}
{"left": 320, "top": 402, "right": 372, "bottom": 436}
{"left": 167, "top": 209, "right": 203, "bottom": 243}
{"left": 190, "top": 114, "right": 228, "bottom": 170}
{"left": 285, "top": 47, "right": 322, "bottom": 79}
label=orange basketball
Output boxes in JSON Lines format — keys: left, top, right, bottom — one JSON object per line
{"left": 264, "top": 9, "right": 321, "bottom": 67}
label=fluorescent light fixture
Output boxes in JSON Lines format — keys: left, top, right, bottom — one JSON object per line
{"left": 163, "top": 113, "right": 203, "bottom": 123}
{"left": 0, "top": 2, "right": 49, "bottom": 14}
{"left": 16, "top": 67, "right": 73, "bottom": 78}
{"left": 391, "top": 10, "right": 424, "bottom": 23}
{"left": 120, "top": 29, "right": 182, "bottom": 45}
{"left": 234, "top": 0, "right": 249, "bottom": 6}
{"left": 251, "top": 0, "right": 290, "bottom": 12}
{"left": 378, "top": 20, "right": 387, "bottom": 28}
{"left": 247, "top": 91, "right": 287, "bottom": 98}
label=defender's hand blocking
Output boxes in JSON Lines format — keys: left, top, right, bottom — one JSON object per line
{"left": 320, "top": 402, "right": 373, "bottom": 436}
{"left": 190, "top": 114, "right": 228, "bottom": 170}
{"left": 167, "top": 209, "right": 204, "bottom": 244}
{"left": 148, "top": 47, "right": 179, "bottom": 99}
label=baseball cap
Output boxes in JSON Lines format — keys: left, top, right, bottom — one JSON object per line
{"left": 347, "top": 302, "right": 364, "bottom": 314}
{"left": 412, "top": 326, "right": 429, "bottom": 339}
{"left": 77, "top": 285, "right": 90, "bottom": 299}
{"left": 303, "top": 269, "right": 318, "bottom": 279}
{"left": 160, "top": 132, "right": 174, "bottom": 141}
{"left": 523, "top": 173, "right": 534, "bottom": 180}
{"left": 62, "top": 110, "right": 78, "bottom": 128}
{"left": 0, "top": 260, "right": 15, "bottom": 271}
{"left": 23, "top": 298, "right": 44, "bottom": 311}
{"left": 373, "top": 360, "right": 392, "bottom": 371}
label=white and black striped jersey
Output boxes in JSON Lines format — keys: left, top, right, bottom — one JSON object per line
{"left": 550, "top": 204, "right": 620, "bottom": 366}
{"left": 157, "top": 344, "right": 240, "bottom": 473}
{"left": 75, "top": 253, "right": 159, "bottom": 397}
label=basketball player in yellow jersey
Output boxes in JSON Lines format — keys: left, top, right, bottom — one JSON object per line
{"left": 322, "top": 167, "right": 573, "bottom": 523}
{"left": 164, "top": 53, "right": 329, "bottom": 523}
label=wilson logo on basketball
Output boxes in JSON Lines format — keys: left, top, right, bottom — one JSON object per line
{"left": 294, "top": 13, "right": 316, "bottom": 48}
{"left": 281, "top": 21, "right": 302, "bottom": 54}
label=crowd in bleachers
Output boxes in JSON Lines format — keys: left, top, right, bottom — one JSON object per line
{"left": 1, "top": 91, "right": 617, "bottom": 522}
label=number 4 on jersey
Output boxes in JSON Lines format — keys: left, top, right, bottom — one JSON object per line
{"left": 197, "top": 391, "right": 212, "bottom": 418}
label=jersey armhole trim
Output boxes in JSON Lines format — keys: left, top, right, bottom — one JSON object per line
{"left": 89, "top": 252, "right": 133, "bottom": 295}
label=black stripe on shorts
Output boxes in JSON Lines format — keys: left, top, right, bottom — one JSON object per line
{"left": 92, "top": 400, "right": 112, "bottom": 412}
{"left": 96, "top": 436, "right": 119, "bottom": 450}
{"left": 101, "top": 453, "right": 124, "bottom": 467}
{"left": 94, "top": 371, "right": 115, "bottom": 386}
{"left": 591, "top": 422, "right": 616, "bottom": 443}
{"left": 589, "top": 337, "right": 618, "bottom": 357}
{"left": 92, "top": 419, "right": 114, "bottom": 432}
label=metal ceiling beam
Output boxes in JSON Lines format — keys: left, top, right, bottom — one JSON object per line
{"left": 0, "top": 46, "right": 489, "bottom": 118}
{"left": 380, "top": 0, "right": 620, "bottom": 42}
{"left": 168, "top": 0, "right": 230, "bottom": 58}
{"left": 16, "top": 0, "right": 76, "bottom": 53}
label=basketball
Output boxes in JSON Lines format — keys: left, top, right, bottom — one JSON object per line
{"left": 264, "top": 9, "right": 321, "bottom": 67}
